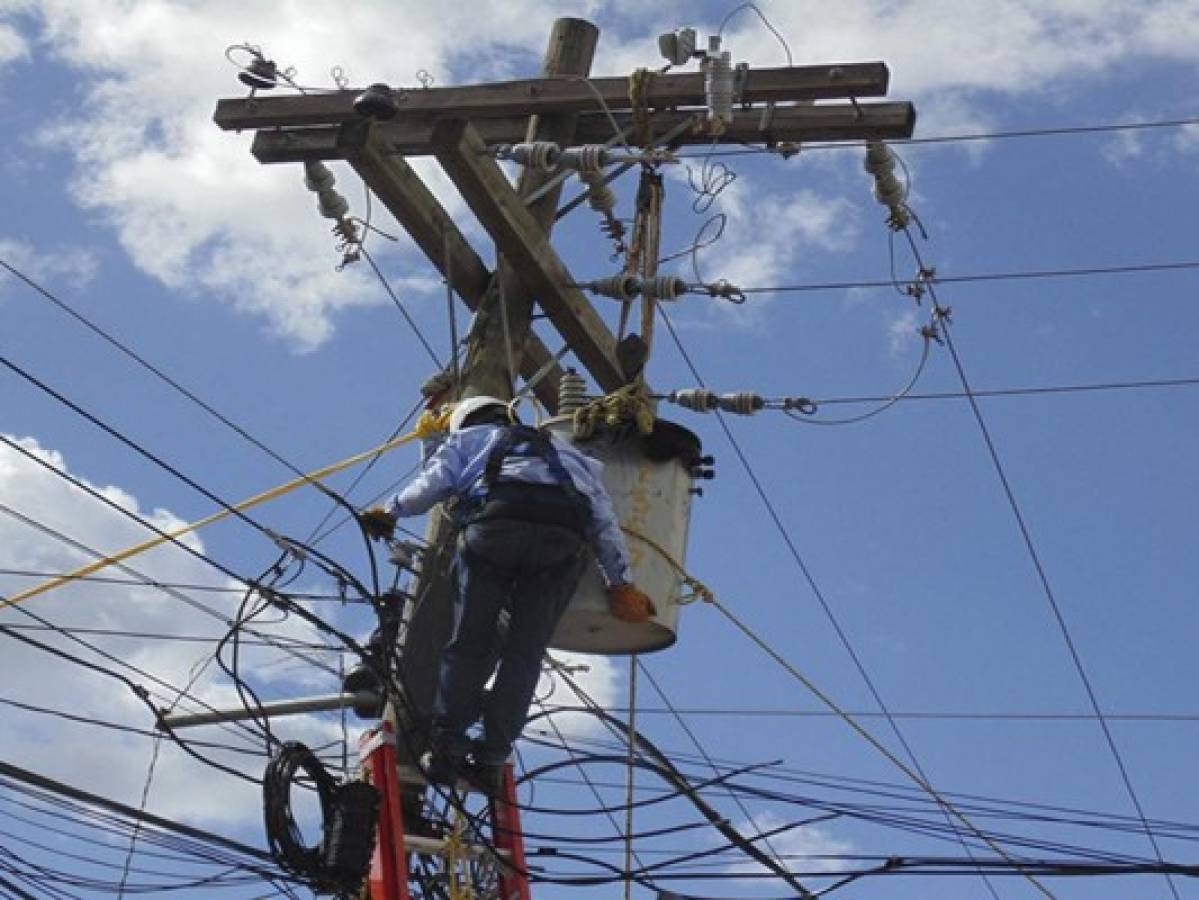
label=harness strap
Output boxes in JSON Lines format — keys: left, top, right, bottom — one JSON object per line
{"left": 466, "top": 425, "right": 589, "bottom": 522}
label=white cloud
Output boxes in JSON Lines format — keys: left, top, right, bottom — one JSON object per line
{"left": 0, "top": 434, "right": 342, "bottom": 826}
{"left": 9, "top": 0, "right": 1199, "bottom": 350}
{"left": 13, "top": 0, "right": 612, "bottom": 350}
{"left": 0, "top": 20, "right": 26, "bottom": 69}
{"left": 714, "top": 1, "right": 1198, "bottom": 97}
{"left": 1174, "top": 122, "right": 1199, "bottom": 155}
{"left": 660, "top": 169, "right": 861, "bottom": 328}
{"left": 1102, "top": 128, "right": 1146, "bottom": 165}
{"left": 723, "top": 811, "right": 857, "bottom": 881}
{"left": 886, "top": 307, "right": 921, "bottom": 357}
{"left": 0, "top": 431, "right": 625, "bottom": 834}
{"left": 0, "top": 237, "right": 97, "bottom": 292}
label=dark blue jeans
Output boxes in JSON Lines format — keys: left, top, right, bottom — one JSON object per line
{"left": 432, "top": 519, "right": 585, "bottom": 765}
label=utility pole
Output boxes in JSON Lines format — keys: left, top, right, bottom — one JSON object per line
{"left": 214, "top": 16, "right": 916, "bottom": 895}
{"left": 396, "top": 17, "right": 600, "bottom": 750}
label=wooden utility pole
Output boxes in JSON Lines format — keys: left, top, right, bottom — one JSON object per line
{"left": 395, "top": 18, "right": 600, "bottom": 741}
{"left": 213, "top": 13, "right": 916, "bottom": 765}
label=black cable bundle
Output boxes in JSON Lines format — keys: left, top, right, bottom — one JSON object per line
{"left": 263, "top": 741, "right": 379, "bottom": 896}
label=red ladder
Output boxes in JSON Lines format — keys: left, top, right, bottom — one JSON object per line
{"left": 359, "top": 723, "right": 531, "bottom": 900}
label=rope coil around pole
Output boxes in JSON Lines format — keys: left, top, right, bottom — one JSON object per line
{"left": 572, "top": 382, "right": 656, "bottom": 440}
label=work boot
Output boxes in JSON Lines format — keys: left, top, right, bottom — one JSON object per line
{"left": 467, "top": 740, "right": 508, "bottom": 797}
{"left": 420, "top": 750, "right": 464, "bottom": 787}
{"left": 465, "top": 760, "right": 505, "bottom": 798}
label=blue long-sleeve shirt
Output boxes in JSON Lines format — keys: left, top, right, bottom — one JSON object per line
{"left": 387, "top": 424, "right": 632, "bottom": 586}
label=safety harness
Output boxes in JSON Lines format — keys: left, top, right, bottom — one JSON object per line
{"left": 461, "top": 424, "right": 590, "bottom": 534}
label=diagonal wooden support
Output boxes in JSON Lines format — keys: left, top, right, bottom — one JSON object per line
{"left": 432, "top": 118, "right": 625, "bottom": 392}
{"left": 214, "top": 62, "right": 892, "bottom": 131}
{"left": 338, "top": 119, "right": 564, "bottom": 411}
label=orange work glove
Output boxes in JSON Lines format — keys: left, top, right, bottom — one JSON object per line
{"left": 606, "top": 583, "right": 657, "bottom": 623}
{"left": 358, "top": 507, "right": 397, "bottom": 541}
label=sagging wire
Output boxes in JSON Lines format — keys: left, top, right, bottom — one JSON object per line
{"left": 659, "top": 134, "right": 747, "bottom": 304}
{"left": 891, "top": 186, "right": 1183, "bottom": 900}
{"left": 654, "top": 351, "right": 940, "bottom": 429}
{"left": 716, "top": 3, "right": 795, "bottom": 66}
{"left": 225, "top": 43, "right": 390, "bottom": 98}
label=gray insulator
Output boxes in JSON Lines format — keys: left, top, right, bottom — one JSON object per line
{"left": 874, "top": 173, "right": 905, "bottom": 207}
{"left": 504, "top": 141, "right": 560, "bottom": 171}
{"left": 864, "top": 141, "right": 911, "bottom": 226}
{"left": 580, "top": 171, "right": 617, "bottom": 213}
{"left": 642, "top": 274, "right": 687, "bottom": 301}
{"left": 703, "top": 49, "right": 734, "bottom": 128}
{"left": 716, "top": 392, "right": 764, "bottom": 415}
{"left": 560, "top": 144, "right": 610, "bottom": 174}
{"left": 669, "top": 388, "right": 718, "bottom": 412}
{"left": 316, "top": 187, "right": 349, "bottom": 220}
{"left": 558, "top": 369, "right": 588, "bottom": 415}
{"left": 303, "top": 160, "right": 336, "bottom": 192}
{"left": 584, "top": 273, "right": 639, "bottom": 301}
{"left": 863, "top": 141, "right": 893, "bottom": 173}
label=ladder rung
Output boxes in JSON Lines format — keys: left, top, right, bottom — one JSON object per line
{"left": 394, "top": 764, "right": 498, "bottom": 796}
{"left": 403, "top": 833, "right": 512, "bottom": 859}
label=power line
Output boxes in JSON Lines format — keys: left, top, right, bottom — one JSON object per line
{"left": 0, "top": 438, "right": 340, "bottom": 675}
{"left": 733, "top": 259, "right": 1199, "bottom": 295}
{"left": 361, "top": 245, "right": 444, "bottom": 366}
{"left": 0, "top": 567, "right": 348, "bottom": 600}
{"left": 813, "top": 375, "right": 1199, "bottom": 406}
{"left": 0, "top": 758, "right": 283, "bottom": 870}
{"left": 674, "top": 113, "right": 1199, "bottom": 157}
{"left": 898, "top": 224, "right": 1182, "bottom": 900}
{"left": 659, "top": 307, "right": 1036, "bottom": 898}
{"left": 0, "top": 620, "right": 339, "bottom": 651}
{"left": 543, "top": 704, "right": 1199, "bottom": 723}
{"left": 0, "top": 254, "right": 331, "bottom": 491}
{"left": 0, "top": 251, "right": 403, "bottom": 558}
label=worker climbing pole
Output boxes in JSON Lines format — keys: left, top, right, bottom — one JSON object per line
{"left": 205, "top": 11, "right": 917, "bottom": 897}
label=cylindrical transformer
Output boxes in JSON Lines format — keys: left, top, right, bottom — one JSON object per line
{"left": 547, "top": 417, "right": 702, "bottom": 655}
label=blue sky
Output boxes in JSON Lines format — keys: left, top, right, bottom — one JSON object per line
{"left": 3, "top": 1, "right": 1199, "bottom": 898}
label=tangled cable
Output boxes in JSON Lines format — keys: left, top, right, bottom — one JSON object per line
{"left": 263, "top": 741, "right": 379, "bottom": 895}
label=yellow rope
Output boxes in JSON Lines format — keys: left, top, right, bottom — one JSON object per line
{"left": 621, "top": 525, "right": 713, "bottom": 605}
{"left": 572, "top": 381, "right": 656, "bottom": 441}
{"left": 0, "top": 428, "right": 422, "bottom": 611}
{"left": 628, "top": 67, "right": 654, "bottom": 149}
{"left": 619, "top": 525, "right": 1055, "bottom": 898}
{"left": 445, "top": 806, "right": 472, "bottom": 900}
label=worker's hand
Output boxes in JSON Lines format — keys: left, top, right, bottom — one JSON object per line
{"left": 606, "top": 583, "right": 657, "bottom": 623}
{"left": 358, "top": 507, "right": 397, "bottom": 541}
{"left": 414, "top": 406, "right": 452, "bottom": 439}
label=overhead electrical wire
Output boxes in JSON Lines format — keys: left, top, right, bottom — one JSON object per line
{"left": 811, "top": 375, "right": 1199, "bottom": 407}
{"left": 896, "top": 221, "right": 1184, "bottom": 900}
{"left": 732, "top": 258, "right": 1199, "bottom": 295}
{"left": 674, "top": 112, "right": 1199, "bottom": 157}
{"left": 556, "top": 703, "right": 1199, "bottom": 723}
{"left": 0, "top": 758, "right": 296, "bottom": 894}
{"left": 657, "top": 307, "right": 1035, "bottom": 896}
{"left": 0, "top": 568, "right": 350, "bottom": 602}
{"left": 0, "top": 439, "right": 339, "bottom": 675}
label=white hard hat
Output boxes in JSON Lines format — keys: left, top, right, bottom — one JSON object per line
{"left": 449, "top": 396, "right": 509, "bottom": 432}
